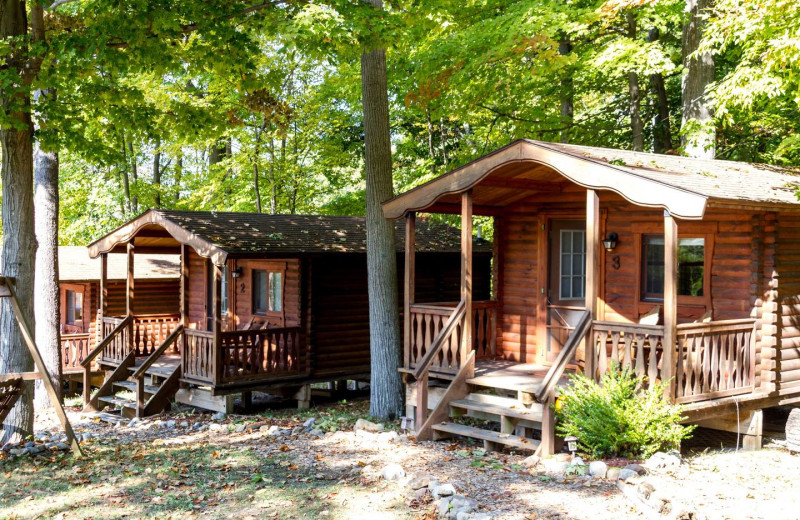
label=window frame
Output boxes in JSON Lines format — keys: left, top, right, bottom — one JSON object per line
{"left": 252, "top": 268, "right": 269, "bottom": 316}
{"left": 558, "top": 228, "right": 586, "bottom": 301}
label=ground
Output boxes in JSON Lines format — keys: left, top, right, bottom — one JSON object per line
{"left": 0, "top": 397, "right": 797, "bottom": 520}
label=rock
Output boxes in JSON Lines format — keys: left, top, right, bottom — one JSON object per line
{"left": 211, "top": 412, "right": 227, "bottom": 421}
{"left": 166, "top": 420, "right": 176, "bottom": 429}
{"left": 380, "top": 463, "right": 406, "bottom": 481}
{"left": 431, "top": 483, "right": 456, "bottom": 499}
{"left": 624, "top": 463, "right": 647, "bottom": 476}
{"left": 618, "top": 469, "right": 638, "bottom": 481}
{"left": 291, "top": 426, "right": 303, "bottom": 435}
{"left": 309, "top": 429, "right": 324, "bottom": 437}
{"left": 26, "top": 445, "right": 44, "bottom": 455}
{"left": 572, "top": 456, "right": 585, "bottom": 466}
{"left": 235, "top": 424, "right": 246, "bottom": 433}
{"left": 9, "top": 448, "right": 27, "bottom": 456}
{"left": 54, "top": 442, "right": 70, "bottom": 451}
{"left": 353, "top": 418, "right": 384, "bottom": 433}
{"left": 541, "top": 458, "right": 570, "bottom": 476}
{"left": 192, "top": 422, "right": 204, "bottom": 430}
{"left": 458, "top": 513, "right": 491, "bottom": 520}
{"left": 128, "top": 418, "right": 140, "bottom": 427}
{"left": 303, "top": 417, "right": 316, "bottom": 428}
{"left": 179, "top": 421, "right": 189, "bottom": 428}
{"left": 589, "top": 461, "right": 608, "bottom": 478}
{"left": 428, "top": 479, "right": 441, "bottom": 491}
{"left": 554, "top": 453, "right": 572, "bottom": 462}
{"left": 278, "top": 428, "right": 293, "bottom": 436}
{"left": 208, "top": 423, "right": 224, "bottom": 432}
{"left": 450, "top": 495, "right": 478, "bottom": 511}
{"left": 606, "top": 467, "right": 621, "bottom": 480}
{"left": 24, "top": 441, "right": 35, "bottom": 448}
{"left": 522, "top": 454, "right": 540, "bottom": 469}
{"left": 408, "top": 475, "right": 432, "bottom": 490}
{"left": 438, "top": 497, "right": 454, "bottom": 517}
{"left": 34, "top": 432, "right": 49, "bottom": 441}
{"left": 377, "top": 431, "right": 399, "bottom": 444}
{"left": 646, "top": 451, "right": 681, "bottom": 470}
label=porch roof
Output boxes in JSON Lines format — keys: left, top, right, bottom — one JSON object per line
{"left": 382, "top": 140, "right": 800, "bottom": 220}
{"left": 88, "top": 210, "right": 490, "bottom": 265}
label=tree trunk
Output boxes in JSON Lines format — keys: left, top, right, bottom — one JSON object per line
{"left": 253, "top": 127, "right": 263, "bottom": 213}
{"left": 559, "top": 34, "right": 574, "bottom": 144}
{"left": 153, "top": 140, "right": 162, "bottom": 208}
{"left": 626, "top": 12, "right": 644, "bottom": 152}
{"left": 0, "top": 0, "right": 37, "bottom": 444}
{"left": 268, "top": 136, "right": 277, "bottom": 214}
{"left": 681, "top": 0, "right": 715, "bottom": 158}
{"left": 647, "top": 28, "right": 674, "bottom": 154}
{"left": 174, "top": 153, "right": 183, "bottom": 204}
{"left": 128, "top": 140, "right": 138, "bottom": 214}
{"left": 120, "top": 136, "right": 132, "bottom": 213}
{"left": 426, "top": 109, "right": 436, "bottom": 174}
{"left": 361, "top": 0, "right": 403, "bottom": 419}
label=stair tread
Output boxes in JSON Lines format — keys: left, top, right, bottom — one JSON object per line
{"left": 432, "top": 422, "right": 540, "bottom": 450}
{"left": 127, "top": 364, "right": 177, "bottom": 377}
{"left": 97, "top": 396, "right": 137, "bottom": 408}
{"left": 113, "top": 380, "right": 161, "bottom": 394}
{"left": 450, "top": 399, "right": 543, "bottom": 422}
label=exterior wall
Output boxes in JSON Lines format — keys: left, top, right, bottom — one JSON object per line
{"left": 105, "top": 279, "right": 181, "bottom": 316}
{"left": 775, "top": 213, "right": 800, "bottom": 392}
{"left": 228, "top": 258, "right": 301, "bottom": 330}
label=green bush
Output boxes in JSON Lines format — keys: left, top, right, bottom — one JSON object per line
{"left": 555, "top": 365, "right": 694, "bottom": 459}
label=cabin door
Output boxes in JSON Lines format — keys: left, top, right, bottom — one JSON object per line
{"left": 546, "top": 219, "right": 586, "bottom": 362}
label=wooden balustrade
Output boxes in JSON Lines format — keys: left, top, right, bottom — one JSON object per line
{"left": 131, "top": 314, "right": 182, "bottom": 356}
{"left": 674, "top": 319, "right": 757, "bottom": 403}
{"left": 218, "top": 327, "right": 304, "bottom": 384}
{"left": 61, "top": 333, "right": 91, "bottom": 372}
{"left": 182, "top": 329, "right": 215, "bottom": 384}
{"left": 100, "top": 317, "right": 132, "bottom": 364}
{"left": 408, "top": 300, "right": 495, "bottom": 374}
{"left": 591, "top": 321, "right": 666, "bottom": 383}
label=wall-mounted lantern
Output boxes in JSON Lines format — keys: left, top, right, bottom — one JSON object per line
{"left": 602, "top": 232, "right": 619, "bottom": 252}
{"left": 231, "top": 267, "right": 243, "bottom": 279}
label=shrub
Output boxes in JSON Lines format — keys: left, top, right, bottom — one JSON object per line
{"left": 555, "top": 365, "right": 694, "bottom": 459}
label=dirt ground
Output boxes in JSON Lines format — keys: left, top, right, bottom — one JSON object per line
{"left": 1, "top": 398, "right": 797, "bottom": 520}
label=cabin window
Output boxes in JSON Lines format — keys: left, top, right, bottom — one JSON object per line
{"left": 65, "top": 290, "right": 83, "bottom": 325}
{"left": 268, "top": 272, "right": 282, "bottom": 312}
{"left": 253, "top": 269, "right": 268, "bottom": 315}
{"left": 221, "top": 266, "right": 229, "bottom": 315}
{"left": 559, "top": 229, "right": 586, "bottom": 300}
{"left": 642, "top": 235, "right": 705, "bottom": 299}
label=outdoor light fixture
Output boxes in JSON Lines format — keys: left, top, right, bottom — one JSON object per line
{"left": 602, "top": 232, "right": 619, "bottom": 252}
{"left": 565, "top": 435, "right": 579, "bottom": 456}
{"left": 231, "top": 267, "right": 243, "bottom": 279}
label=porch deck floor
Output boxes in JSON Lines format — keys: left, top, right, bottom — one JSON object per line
{"left": 467, "top": 360, "right": 575, "bottom": 394}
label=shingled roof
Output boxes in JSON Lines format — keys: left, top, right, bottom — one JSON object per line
{"left": 89, "top": 210, "right": 491, "bottom": 264}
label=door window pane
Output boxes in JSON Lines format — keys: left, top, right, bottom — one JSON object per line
{"left": 221, "top": 266, "right": 229, "bottom": 315}
{"left": 559, "top": 229, "right": 586, "bottom": 300}
{"left": 268, "top": 272, "right": 282, "bottom": 312}
{"left": 66, "top": 290, "right": 76, "bottom": 325}
{"left": 253, "top": 269, "right": 268, "bottom": 314}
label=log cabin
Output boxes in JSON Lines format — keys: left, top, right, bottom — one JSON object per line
{"left": 384, "top": 139, "right": 800, "bottom": 453}
{"left": 80, "top": 210, "right": 491, "bottom": 416}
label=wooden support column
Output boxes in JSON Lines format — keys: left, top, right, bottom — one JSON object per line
{"left": 126, "top": 241, "right": 135, "bottom": 356}
{"left": 404, "top": 212, "right": 416, "bottom": 368}
{"left": 100, "top": 253, "right": 108, "bottom": 319}
{"left": 212, "top": 263, "right": 223, "bottom": 385}
{"left": 492, "top": 216, "right": 504, "bottom": 358}
{"left": 663, "top": 211, "right": 678, "bottom": 399}
{"left": 180, "top": 244, "right": 190, "bottom": 328}
{"left": 585, "top": 189, "right": 600, "bottom": 378}
{"left": 540, "top": 392, "right": 556, "bottom": 456}
{"left": 461, "top": 190, "right": 473, "bottom": 375}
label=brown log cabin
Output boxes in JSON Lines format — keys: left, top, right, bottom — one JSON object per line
{"left": 383, "top": 139, "right": 800, "bottom": 454}
{"left": 80, "top": 211, "right": 491, "bottom": 416}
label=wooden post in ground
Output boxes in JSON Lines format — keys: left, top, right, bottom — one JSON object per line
{"left": 180, "top": 245, "right": 190, "bottom": 328}
{"left": 663, "top": 211, "right": 678, "bottom": 399}
{"left": 100, "top": 253, "right": 108, "bottom": 321}
{"left": 415, "top": 372, "right": 428, "bottom": 434}
{"left": 461, "top": 190, "right": 473, "bottom": 376}
{"left": 585, "top": 189, "right": 600, "bottom": 378}
{"left": 404, "top": 212, "right": 415, "bottom": 368}
{"left": 540, "top": 392, "right": 556, "bottom": 456}
{"left": 212, "top": 263, "right": 223, "bottom": 386}
{"left": 126, "top": 241, "right": 135, "bottom": 356}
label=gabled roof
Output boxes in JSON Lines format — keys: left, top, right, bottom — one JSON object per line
{"left": 88, "top": 210, "right": 491, "bottom": 265}
{"left": 382, "top": 140, "right": 800, "bottom": 220}
{"left": 59, "top": 246, "right": 179, "bottom": 281}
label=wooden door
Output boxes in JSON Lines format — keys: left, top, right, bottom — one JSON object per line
{"left": 545, "top": 219, "right": 586, "bottom": 362}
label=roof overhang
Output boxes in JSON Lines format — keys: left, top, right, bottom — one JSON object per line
{"left": 383, "top": 140, "right": 708, "bottom": 220}
{"left": 88, "top": 210, "right": 228, "bottom": 265}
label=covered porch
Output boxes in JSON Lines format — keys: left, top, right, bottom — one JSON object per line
{"left": 386, "top": 140, "right": 764, "bottom": 452}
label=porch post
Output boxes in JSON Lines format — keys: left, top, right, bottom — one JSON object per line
{"left": 180, "top": 244, "right": 190, "bottom": 328}
{"left": 126, "top": 241, "right": 135, "bottom": 356}
{"left": 585, "top": 189, "right": 600, "bottom": 378}
{"left": 404, "top": 212, "right": 416, "bottom": 368}
{"left": 461, "top": 190, "right": 473, "bottom": 373}
{"left": 212, "top": 263, "right": 223, "bottom": 385}
{"left": 100, "top": 253, "right": 108, "bottom": 319}
{"left": 663, "top": 211, "right": 678, "bottom": 399}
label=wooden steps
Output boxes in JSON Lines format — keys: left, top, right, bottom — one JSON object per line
{"left": 97, "top": 395, "right": 137, "bottom": 410}
{"left": 113, "top": 380, "right": 160, "bottom": 395}
{"left": 432, "top": 422, "right": 540, "bottom": 451}
{"left": 449, "top": 398, "right": 543, "bottom": 423}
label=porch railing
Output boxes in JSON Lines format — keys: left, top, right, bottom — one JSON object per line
{"left": 61, "top": 333, "right": 92, "bottom": 372}
{"left": 182, "top": 329, "right": 215, "bottom": 384}
{"left": 99, "top": 314, "right": 181, "bottom": 361}
{"left": 591, "top": 321, "right": 666, "bottom": 384}
{"left": 408, "top": 300, "right": 496, "bottom": 375}
{"left": 99, "top": 316, "right": 133, "bottom": 364}
{"left": 219, "top": 327, "right": 304, "bottom": 384}
{"left": 674, "top": 319, "right": 757, "bottom": 403}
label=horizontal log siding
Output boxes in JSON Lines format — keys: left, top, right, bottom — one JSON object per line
{"left": 105, "top": 279, "right": 180, "bottom": 317}
{"left": 230, "top": 258, "right": 301, "bottom": 330}
{"left": 187, "top": 250, "right": 207, "bottom": 329}
{"left": 777, "top": 214, "right": 800, "bottom": 391}
{"left": 309, "top": 252, "right": 490, "bottom": 377}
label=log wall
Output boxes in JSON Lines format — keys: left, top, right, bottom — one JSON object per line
{"left": 776, "top": 214, "right": 800, "bottom": 391}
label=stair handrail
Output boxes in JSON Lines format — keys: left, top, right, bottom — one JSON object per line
{"left": 412, "top": 299, "right": 467, "bottom": 379}
{"left": 131, "top": 324, "right": 185, "bottom": 380}
{"left": 80, "top": 315, "right": 133, "bottom": 369}
{"left": 534, "top": 309, "right": 592, "bottom": 403}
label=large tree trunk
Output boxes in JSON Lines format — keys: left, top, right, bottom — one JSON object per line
{"left": 681, "top": 0, "right": 715, "bottom": 158}
{"left": 268, "top": 137, "right": 277, "bottom": 214}
{"left": 174, "top": 153, "right": 183, "bottom": 204}
{"left": 120, "top": 135, "right": 132, "bottom": 214}
{"left": 626, "top": 12, "right": 644, "bottom": 152}
{"left": 253, "top": 127, "right": 262, "bottom": 213}
{"left": 648, "top": 28, "right": 674, "bottom": 154}
{"left": 559, "top": 34, "right": 573, "bottom": 144}
{"left": 153, "top": 140, "right": 162, "bottom": 208}
{"left": 361, "top": 0, "right": 403, "bottom": 419}
{"left": 0, "top": 0, "right": 37, "bottom": 444}
{"left": 33, "top": 89, "right": 62, "bottom": 409}
{"left": 128, "top": 140, "right": 139, "bottom": 213}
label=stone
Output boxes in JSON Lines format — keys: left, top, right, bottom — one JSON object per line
{"left": 209, "top": 423, "right": 224, "bottom": 432}
{"left": 26, "top": 446, "right": 44, "bottom": 455}
{"left": 618, "top": 469, "right": 638, "bottom": 481}
{"left": 309, "top": 429, "right": 324, "bottom": 437}
{"left": 9, "top": 448, "right": 27, "bottom": 456}
{"left": 303, "top": 417, "right": 316, "bottom": 428}
{"left": 606, "top": 467, "right": 621, "bottom": 480}
{"left": 431, "top": 483, "right": 456, "bottom": 499}
{"left": 438, "top": 497, "right": 454, "bottom": 517}
{"left": 646, "top": 451, "right": 681, "bottom": 470}
{"left": 377, "top": 431, "right": 399, "bottom": 444}
{"left": 572, "top": 456, "right": 585, "bottom": 466}
{"left": 179, "top": 421, "right": 189, "bottom": 428}
{"left": 291, "top": 426, "right": 303, "bottom": 435}
{"left": 235, "top": 424, "right": 246, "bottom": 433}
{"left": 589, "top": 461, "right": 608, "bottom": 478}
{"left": 211, "top": 412, "right": 227, "bottom": 421}
{"left": 541, "top": 458, "right": 570, "bottom": 476}
{"left": 353, "top": 418, "right": 384, "bottom": 433}
{"left": 192, "top": 422, "right": 204, "bottom": 430}
{"left": 624, "top": 463, "right": 647, "bottom": 476}
{"left": 554, "top": 453, "right": 572, "bottom": 462}
{"left": 24, "top": 441, "right": 35, "bottom": 448}
{"left": 522, "top": 454, "right": 540, "bottom": 469}
{"left": 278, "top": 428, "right": 293, "bottom": 436}
{"left": 380, "top": 463, "right": 406, "bottom": 481}
{"left": 166, "top": 420, "right": 176, "bottom": 429}
{"left": 408, "top": 475, "right": 432, "bottom": 490}
{"left": 128, "top": 418, "right": 140, "bottom": 427}
{"left": 450, "top": 495, "right": 478, "bottom": 511}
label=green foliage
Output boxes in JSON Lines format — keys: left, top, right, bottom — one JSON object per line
{"left": 555, "top": 365, "right": 694, "bottom": 459}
